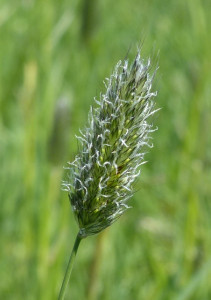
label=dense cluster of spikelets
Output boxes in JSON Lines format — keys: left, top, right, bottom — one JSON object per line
{"left": 63, "top": 51, "right": 158, "bottom": 238}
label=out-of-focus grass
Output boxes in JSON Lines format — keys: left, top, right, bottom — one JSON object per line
{"left": 0, "top": 0, "right": 211, "bottom": 299}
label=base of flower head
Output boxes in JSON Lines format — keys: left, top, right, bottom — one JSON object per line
{"left": 78, "top": 228, "right": 88, "bottom": 238}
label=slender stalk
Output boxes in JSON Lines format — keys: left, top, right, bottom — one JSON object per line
{"left": 58, "top": 232, "right": 82, "bottom": 300}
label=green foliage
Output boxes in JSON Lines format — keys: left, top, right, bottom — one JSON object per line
{"left": 0, "top": 0, "right": 211, "bottom": 299}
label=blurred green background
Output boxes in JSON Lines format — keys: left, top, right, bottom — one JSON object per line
{"left": 0, "top": 0, "right": 211, "bottom": 299}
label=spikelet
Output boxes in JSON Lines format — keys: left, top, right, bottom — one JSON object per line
{"left": 63, "top": 51, "right": 158, "bottom": 238}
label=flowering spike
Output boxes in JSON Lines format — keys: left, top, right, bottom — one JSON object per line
{"left": 62, "top": 51, "right": 158, "bottom": 238}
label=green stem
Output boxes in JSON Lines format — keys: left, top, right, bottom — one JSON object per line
{"left": 58, "top": 232, "right": 82, "bottom": 300}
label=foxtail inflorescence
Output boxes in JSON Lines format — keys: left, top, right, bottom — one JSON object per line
{"left": 63, "top": 51, "right": 158, "bottom": 238}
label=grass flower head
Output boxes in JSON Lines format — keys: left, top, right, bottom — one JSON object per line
{"left": 63, "top": 51, "right": 158, "bottom": 238}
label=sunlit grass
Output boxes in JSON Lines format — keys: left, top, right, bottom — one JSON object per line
{"left": 0, "top": 0, "right": 211, "bottom": 299}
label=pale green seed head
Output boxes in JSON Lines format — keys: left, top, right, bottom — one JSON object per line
{"left": 62, "top": 51, "right": 158, "bottom": 238}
